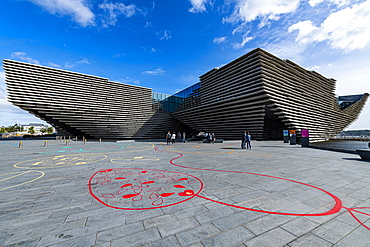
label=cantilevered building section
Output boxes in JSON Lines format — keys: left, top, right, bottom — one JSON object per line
{"left": 171, "top": 48, "right": 368, "bottom": 141}
{"left": 4, "top": 48, "right": 368, "bottom": 141}
{"left": 172, "top": 49, "right": 368, "bottom": 141}
{"left": 3, "top": 59, "right": 187, "bottom": 139}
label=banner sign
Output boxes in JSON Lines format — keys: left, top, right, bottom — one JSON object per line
{"left": 289, "top": 130, "right": 296, "bottom": 136}
{"left": 301, "top": 129, "right": 309, "bottom": 137}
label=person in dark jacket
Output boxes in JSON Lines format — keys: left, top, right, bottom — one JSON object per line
{"left": 241, "top": 131, "right": 247, "bottom": 149}
{"left": 246, "top": 132, "right": 252, "bottom": 150}
{"left": 166, "top": 131, "right": 171, "bottom": 145}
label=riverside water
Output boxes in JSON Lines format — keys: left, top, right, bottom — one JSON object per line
{"left": 310, "top": 140, "right": 369, "bottom": 153}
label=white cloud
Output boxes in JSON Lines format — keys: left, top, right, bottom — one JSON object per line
{"left": 113, "top": 53, "right": 126, "bottom": 58}
{"left": 64, "top": 62, "right": 74, "bottom": 69}
{"left": 10, "top": 52, "right": 40, "bottom": 65}
{"left": 47, "top": 62, "right": 61, "bottom": 68}
{"left": 116, "top": 77, "right": 140, "bottom": 85}
{"left": 189, "top": 0, "right": 208, "bottom": 13}
{"left": 77, "top": 58, "right": 91, "bottom": 65}
{"left": 99, "top": 2, "right": 137, "bottom": 27}
{"left": 289, "top": 0, "right": 370, "bottom": 52}
{"left": 144, "top": 22, "right": 153, "bottom": 28}
{"left": 28, "top": 0, "right": 95, "bottom": 26}
{"left": 143, "top": 69, "right": 166, "bottom": 75}
{"left": 214, "top": 37, "right": 228, "bottom": 44}
{"left": 156, "top": 30, "right": 172, "bottom": 40}
{"left": 308, "top": 0, "right": 324, "bottom": 6}
{"left": 232, "top": 32, "right": 253, "bottom": 49}
{"left": 223, "top": 0, "right": 300, "bottom": 26}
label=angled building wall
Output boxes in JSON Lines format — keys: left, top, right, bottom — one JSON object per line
{"left": 3, "top": 59, "right": 186, "bottom": 139}
{"left": 171, "top": 48, "right": 368, "bottom": 141}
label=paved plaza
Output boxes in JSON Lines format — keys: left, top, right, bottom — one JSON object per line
{"left": 0, "top": 139, "right": 370, "bottom": 247}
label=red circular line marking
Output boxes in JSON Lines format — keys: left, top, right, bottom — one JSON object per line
{"left": 154, "top": 147, "right": 342, "bottom": 217}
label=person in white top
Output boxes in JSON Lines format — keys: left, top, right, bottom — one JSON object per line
{"left": 171, "top": 132, "right": 176, "bottom": 145}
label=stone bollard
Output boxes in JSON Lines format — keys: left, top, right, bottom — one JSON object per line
{"left": 19, "top": 141, "right": 23, "bottom": 148}
{"left": 44, "top": 140, "right": 48, "bottom": 147}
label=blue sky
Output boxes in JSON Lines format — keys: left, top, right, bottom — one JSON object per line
{"left": 0, "top": 0, "right": 369, "bottom": 130}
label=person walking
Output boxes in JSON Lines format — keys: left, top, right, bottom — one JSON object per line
{"left": 182, "top": 132, "right": 186, "bottom": 143}
{"left": 166, "top": 131, "right": 171, "bottom": 145}
{"left": 246, "top": 132, "right": 252, "bottom": 150}
{"left": 171, "top": 132, "right": 176, "bottom": 145}
{"left": 177, "top": 132, "right": 182, "bottom": 142}
{"left": 241, "top": 131, "right": 247, "bottom": 149}
{"left": 211, "top": 133, "right": 216, "bottom": 144}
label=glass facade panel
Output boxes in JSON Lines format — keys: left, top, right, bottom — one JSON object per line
{"left": 152, "top": 82, "right": 201, "bottom": 113}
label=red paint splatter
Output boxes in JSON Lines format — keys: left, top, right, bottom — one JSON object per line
{"left": 120, "top": 183, "right": 132, "bottom": 188}
{"left": 178, "top": 190, "right": 195, "bottom": 196}
{"left": 101, "top": 169, "right": 113, "bottom": 173}
{"left": 141, "top": 171, "right": 148, "bottom": 173}
{"left": 141, "top": 181, "right": 155, "bottom": 184}
{"left": 160, "top": 192, "right": 175, "bottom": 197}
{"left": 174, "top": 185, "right": 186, "bottom": 188}
{"left": 115, "top": 177, "right": 126, "bottom": 180}
{"left": 122, "top": 193, "right": 140, "bottom": 199}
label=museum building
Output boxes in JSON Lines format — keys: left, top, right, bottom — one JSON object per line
{"left": 4, "top": 48, "right": 368, "bottom": 142}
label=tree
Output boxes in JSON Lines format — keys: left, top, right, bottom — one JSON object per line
{"left": 46, "top": 127, "right": 54, "bottom": 134}
{"left": 40, "top": 128, "right": 47, "bottom": 134}
{"left": 28, "top": 126, "right": 35, "bottom": 135}
{"left": 0, "top": 127, "right": 6, "bottom": 133}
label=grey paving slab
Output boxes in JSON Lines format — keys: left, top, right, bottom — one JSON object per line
{"left": 281, "top": 217, "right": 320, "bottom": 237}
{"left": 288, "top": 233, "right": 333, "bottom": 247}
{"left": 95, "top": 222, "right": 143, "bottom": 244}
{"left": 1, "top": 140, "right": 370, "bottom": 246}
{"left": 244, "top": 227, "right": 296, "bottom": 246}
{"left": 157, "top": 217, "right": 200, "bottom": 238}
{"left": 194, "top": 206, "right": 235, "bottom": 224}
{"left": 244, "top": 214, "right": 296, "bottom": 235}
{"left": 211, "top": 210, "right": 263, "bottom": 232}
{"left": 47, "top": 233, "right": 96, "bottom": 247}
{"left": 143, "top": 214, "right": 178, "bottom": 229}
{"left": 173, "top": 204, "right": 209, "bottom": 219}
{"left": 201, "top": 226, "right": 255, "bottom": 246}
{"left": 110, "top": 228, "right": 161, "bottom": 247}
{"left": 142, "top": 235, "right": 181, "bottom": 247}
{"left": 334, "top": 224, "right": 370, "bottom": 246}
{"left": 311, "top": 218, "right": 357, "bottom": 244}
{"left": 175, "top": 223, "right": 220, "bottom": 246}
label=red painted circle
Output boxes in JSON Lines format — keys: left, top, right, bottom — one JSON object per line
{"left": 88, "top": 168, "right": 203, "bottom": 210}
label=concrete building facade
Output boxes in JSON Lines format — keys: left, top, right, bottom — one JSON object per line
{"left": 4, "top": 48, "right": 368, "bottom": 141}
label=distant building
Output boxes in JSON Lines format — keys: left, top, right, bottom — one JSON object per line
{"left": 21, "top": 123, "right": 52, "bottom": 133}
{"left": 3, "top": 48, "right": 368, "bottom": 141}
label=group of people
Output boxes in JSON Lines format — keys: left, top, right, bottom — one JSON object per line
{"left": 241, "top": 131, "right": 252, "bottom": 149}
{"left": 166, "top": 131, "right": 186, "bottom": 145}
{"left": 204, "top": 133, "right": 216, "bottom": 143}
{"left": 166, "top": 130, "right": 251, "bottom": 149}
